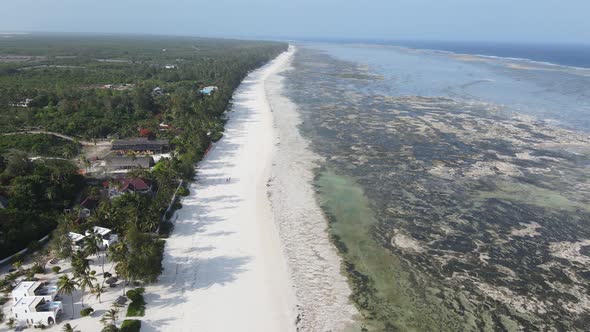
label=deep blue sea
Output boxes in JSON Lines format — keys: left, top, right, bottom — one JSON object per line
{"left": 311, "top": 39, "right": 590, "bottom": 69}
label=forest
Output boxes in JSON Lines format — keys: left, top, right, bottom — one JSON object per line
{"left": 0, "top": 34, "right": 287, "bottom": 259}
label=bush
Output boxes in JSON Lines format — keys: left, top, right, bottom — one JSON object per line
{"left": 51, "top": 266, "right": 61, "bottom": 273}
{"left": 30, "top": 263, "right": 44, "bottom": 274}
{"left": 120, "top": 319, "right": 141, "bottom": 332}
{"left": 7, "top": 317, "right": 16, "bottom": 329}
{"left": 177, "top": 186, "right": 189, "bottom": 197}
{"left": 33, "top": 321, "right": 47, "bottom": 329}
{"left": 126, "top": 288, "right": 145, "bottom": 317}
{"left": 80, "top": 307, "right": 94, "bottom": 317}
{"left": 126, "top": 300, "right": 145, "bottom": 317}
{"left": 158, "top": 221, "right": 174, "bottom": 237}
{"left": 103, "top": 272, "right": 112, "bottom": 278}
{"left": 126, "top": 288, "right": 145, "bottom": 303}
{"left": 172, "top": 201, "right": 182, "bottom": 210}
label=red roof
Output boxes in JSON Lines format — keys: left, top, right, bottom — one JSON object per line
{"left": 119, "top": 178, "right": 152, "bottom": 192}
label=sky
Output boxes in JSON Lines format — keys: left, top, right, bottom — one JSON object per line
{"left": 1, "top": 0, "right": 590, "bottom": 44}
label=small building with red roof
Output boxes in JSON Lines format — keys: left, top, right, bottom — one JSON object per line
{"left": 119, "top": 178, "right": 153, "bottom": 194}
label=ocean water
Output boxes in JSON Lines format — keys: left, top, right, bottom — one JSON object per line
{"left": 282, "top": 44, "right": 590, "bottom": 331}
{"left": 318, "top": 40, "right": 590, "bottom": 69}
{"left": 307, "top": 42, "right": 590, "bottom": 131}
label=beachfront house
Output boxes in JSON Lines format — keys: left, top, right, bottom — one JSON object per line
{"left": 12, "top": 281, "right": 57, "bottom": 303}
{"left": 119, "top": 177, "right": 153, "bottom": 194}
{"left": 111, "top": 137, "right": 169, "bottom": 154}
{"left": 11, "top": 296, "right": 63, "bottom": 327}
{"left": 200, "top": 86, "right": 218, "bottom": 95}
{"left": 108, "top": 177, "right": 153, "bottom": 199}
{"left": 85, "top": 226, "right": 119, "bottom": 249}
{"left": 68, "top": 232, "right": 86, "bottom": 251}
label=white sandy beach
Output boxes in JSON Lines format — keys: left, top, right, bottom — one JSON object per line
{"left": 141, "top": 45, "right": 359, "bottom": 332}
{"left": 141, "top": 49, "right": 297, "bottom": 332}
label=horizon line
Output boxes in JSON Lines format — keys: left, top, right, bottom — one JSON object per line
{"left": 0, "top": 30, "right": 589, "bottom": 47}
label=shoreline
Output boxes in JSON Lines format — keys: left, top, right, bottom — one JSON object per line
{"left": 142, "top": 49, "right": 297, "bottom": 332}
{"left": 266, "top": 46, "right": 360, "bottom": 331}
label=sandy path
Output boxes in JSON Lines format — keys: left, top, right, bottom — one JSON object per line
{"left": 142, "top": 50, "right": 296, "bottom": 332}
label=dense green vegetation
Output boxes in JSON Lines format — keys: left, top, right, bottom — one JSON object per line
{"left": 0, "top": 134, "right": 79, "bottom": 157}
{"left": 0, "top": 153, "right": 84, "bottom": 255}
{"left": 0, "top": 34, "right": 287, "bottom": 259}
{"left": 0, "top": 35, "right": 286, "bottom": 139}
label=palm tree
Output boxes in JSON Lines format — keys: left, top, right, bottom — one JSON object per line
{"left": 84, "top": 230, "right": 101, "bottom": 256}
{"left": 115, "top": 260, "right": 130, "bottom": 295}
{"left": 108, "top": 241, "right": 127, "bottom": 266}
{"left": 88, "top": 202, "right": 116, "bottom": 231}
{"left": 71, "top": 250, "right": 90, "bottom": 277}
{"left": 62, "top": 323, "right": 80, "bottom": 332}
{"left": 92, "top": 283, "right": 106, "bottom": 303}
{"left": 100, "top": 308, "right": 119, "bottom": 326}
{"left": 76, "top": 272, "right": 96, "bottom": 307}
{"left": 57, "top": 275, "right": 79, "bottom": 318}
{"left": 108, "top": 242, "right": 130, "bottom": 295}
{"left": 84, "top": 229, "right": 104, "bottom": 274}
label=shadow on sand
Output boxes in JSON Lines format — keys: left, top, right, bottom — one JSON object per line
{"left": 142, "top": 65, "right": 270, "bottom": 330}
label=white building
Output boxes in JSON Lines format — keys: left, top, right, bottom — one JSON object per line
{"left": 11, "top": 98, "right": 33, "bottom": 108}
{"left": 85, "top": 226, "right": 119, "bottom": 249}
{"left": 12, "top": 296, "right": 63, "bottom": 326}
{"left": 200, "top": 86, "right": 218, "bottom": 95}
{"left": 151, "top": 86, "right": 164, "bottom": 96}
{"left": 68, "top": 232, "right": 86, "bottom": 251}
{"left": 12, "top": 281, "right": 57, "bottom": 303}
